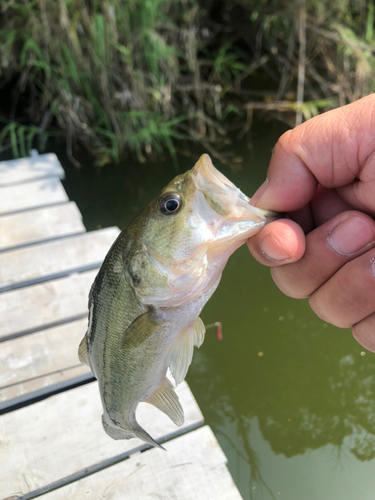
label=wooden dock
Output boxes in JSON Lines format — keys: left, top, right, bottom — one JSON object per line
{"left": 0, "top": 152, "right": 242, "bottom": 499}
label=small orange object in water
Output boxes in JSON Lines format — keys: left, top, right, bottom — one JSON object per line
{"left": 216, "top": 322, "right": 223, "bottom": 341}
{"left": 205, "top": 321, "right": 223, "bottom": 340}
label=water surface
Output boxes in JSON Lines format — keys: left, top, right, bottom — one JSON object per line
{"left": 59, "top": 123, "right": 375, "bottom": 500}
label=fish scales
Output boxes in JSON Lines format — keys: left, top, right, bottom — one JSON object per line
{"left": 79, "top": 154, "right": 280, "bottom": 448}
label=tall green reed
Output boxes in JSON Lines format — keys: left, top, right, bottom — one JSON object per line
{"left": 1, "top": 0, "right": 375, "bottom": 164}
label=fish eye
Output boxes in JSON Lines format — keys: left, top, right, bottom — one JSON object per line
{"left": 159, "top": 194, "right": 182, "bottom": 216}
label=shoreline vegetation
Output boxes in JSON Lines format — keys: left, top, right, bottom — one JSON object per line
{"left": 1, "top": 0, "right": 374, "bottom": 166}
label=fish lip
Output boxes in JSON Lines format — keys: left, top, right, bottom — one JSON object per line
{"left": 194, "top": 154, "right": 239, "bottom": 193}
{"left": 193, "top": 154, "right": 281, "bottom": 221}
{"left": 192, "top": 154, "right": 243, "bottom": 216}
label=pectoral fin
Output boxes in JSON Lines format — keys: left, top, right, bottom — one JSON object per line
{"left": 121, "top": 312, "right": 158, "bottom": 349}
{"left": 147, "top": 378, "right": 184, "bottom": 426}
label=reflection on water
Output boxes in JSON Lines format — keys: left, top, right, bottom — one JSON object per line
{"left": 58, "top": 122, "right": 375, "bottom": 500}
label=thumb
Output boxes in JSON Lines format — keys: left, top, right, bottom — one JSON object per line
{"left": 251, "top": 95, "right": 375, "bottom": 213}
{"left": 250, "top": 137, "right": 318, "bottom": 212}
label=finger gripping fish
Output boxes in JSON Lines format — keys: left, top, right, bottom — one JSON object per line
{"left": 78, "top": 154, "right": 279, "bottom": 449}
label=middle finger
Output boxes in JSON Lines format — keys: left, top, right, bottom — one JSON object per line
{"left": 309, "top": 248, "right": 375, "bottom": 328}
{"left": 270, "top": 211, "right": 375, "bottom": 299}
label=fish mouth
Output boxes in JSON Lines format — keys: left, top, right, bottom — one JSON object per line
{"left": 192, "top": 154, "right": 279, "bottom": 222}
{"left": 195, "top": 154, "right": 244, "bottom": 198}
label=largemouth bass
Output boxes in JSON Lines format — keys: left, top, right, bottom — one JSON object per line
{"left": 78, "top": 154, "right": 279, "bottom": 448}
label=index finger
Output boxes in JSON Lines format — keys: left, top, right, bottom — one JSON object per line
{"left": 252, "top": 94, "right": 375, "bottom": 213}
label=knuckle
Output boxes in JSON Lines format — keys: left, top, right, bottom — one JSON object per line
{"left": 308, "top": 294, "right": 333, "bottom": 325}
{"left": 270, "top": 256, "right": 324, "bottom": 299}
{"left": 274, "top": 130, "right": 295, "bottom": 156}
{"left": 309, "top": 291, "right": 351, "bottom": 329}
{"left": 308, "top": 254, "right": 375, "bottom": 329}
{"left": 340, "top": 255, "right": 375, "bottom": 313}
{"left": 270, "top": 266, "right": 309, "bottom": 299}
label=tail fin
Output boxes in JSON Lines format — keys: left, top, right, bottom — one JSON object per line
{"left": 102, "top": 411, "right": 165, "bottom": 450}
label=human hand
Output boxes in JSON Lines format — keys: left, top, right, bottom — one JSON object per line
{"left": 247, "top": 94, "right": 375, "bottom": 352}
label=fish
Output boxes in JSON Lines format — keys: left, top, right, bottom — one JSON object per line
{"left": 78, "top": 154, "right": 280, "bottom": 449}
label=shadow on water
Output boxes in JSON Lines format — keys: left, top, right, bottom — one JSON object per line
{"left": 57, "top": 121, "right": 375, "bottom": 500}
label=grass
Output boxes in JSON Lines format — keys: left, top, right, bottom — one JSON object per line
{"left": 1, "top": 0, "right": 375, "bottom": 165}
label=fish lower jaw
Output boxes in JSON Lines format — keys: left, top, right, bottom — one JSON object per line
{"left": 213, "top": 220, "right": 268, "bottom": 246}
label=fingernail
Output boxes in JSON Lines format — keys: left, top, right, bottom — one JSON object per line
{"left": 328, "top": 216, "right": 374, "bottom": 255}
{"left": 260, "top": 232, "right": 290, "bottom": 261}
{"left": 251, "top": 178, "right": 269, "bottom": 206}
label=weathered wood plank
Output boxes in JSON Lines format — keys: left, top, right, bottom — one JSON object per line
{"left": 0, "top": 318, "right": 89, "bottom": 404}
{"left": 0, "top": 202, "right": 85, "bottom": 252}
{"left": 42, "top": 426, "right": 242, "bottom": 500}
{"left": 0, "top": 227, "right": 119, "bottom": 293}
{"left": 0, "top": 381, "right": 204, "bottom": 498}
{"left": 0, "top": 270, "right": 95, "bottom": 341}
{"left": 0, "top": 153, "right": 64, "bottom": 186}
{"left": 0, "top": 177, "right": 68, "bottom": 215}
{"left": 0, "top": 367, "right": 92, "bottom": 414}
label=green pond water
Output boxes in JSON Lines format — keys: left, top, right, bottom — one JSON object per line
{"left": 59, "top": 122, "right": 375, "bottom": 500}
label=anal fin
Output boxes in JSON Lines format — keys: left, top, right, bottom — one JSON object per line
{"left": 146, "top": 378, "right": 184, "bottom": 426}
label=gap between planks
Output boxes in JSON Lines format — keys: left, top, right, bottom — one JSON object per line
{"left": 0, "top": 372, "right": 95, "bottom": 415}
{"left": 0, "top": 318, "right": 90, "bottom": 407}
{"left": 0, "top": 202, "right": 85, "bottom": 253}
{"left": 0, "top": 270, "right": 96, "bottom": 341}
{"left": 0, "top": 178, "right": 69, "bottom": 216}
{"left": 0, "top": 228, "right": 120, "bottom": 293}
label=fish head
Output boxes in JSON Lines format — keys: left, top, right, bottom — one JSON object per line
{"left": 127, "top": 154, "right": 280, "bottom": 307}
